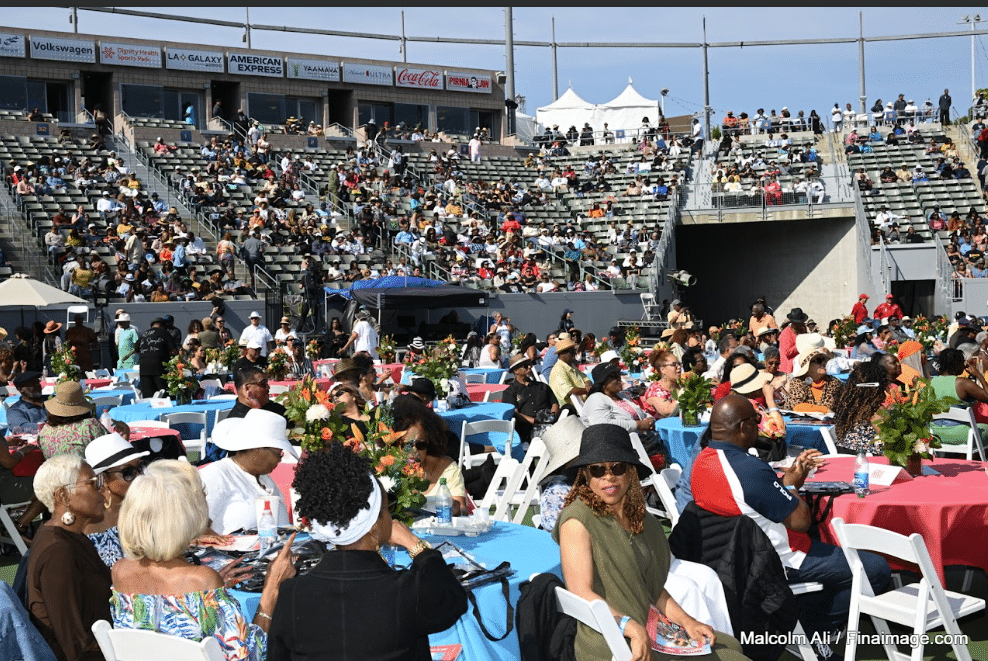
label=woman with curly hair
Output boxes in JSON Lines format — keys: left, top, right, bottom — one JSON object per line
{"left": 268, "top": 441, "right": 467, "bottom": 660}
{"left": 832, "top": 361, "right": 889, "bottom": 455}
{"left": 640, "top": 349, "right": 680, "bottom": 418}
{"left": 555, "top": 424, "right": 747, "bottom": 661}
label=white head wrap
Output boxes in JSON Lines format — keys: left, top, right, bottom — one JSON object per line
{"left": 308, "top": 475, "right": 382, "bottom": 546}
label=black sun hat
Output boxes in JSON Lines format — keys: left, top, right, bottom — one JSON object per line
{"left": 565, "top": 424, "right": 651, "bottom": 481}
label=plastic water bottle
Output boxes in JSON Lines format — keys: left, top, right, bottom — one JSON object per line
{"left": 853, "top": 450, "right": 870, "bottom": 498}
{"left": 435, "top": 477, "right": 453, "bottom": 525}
{"left": 258, "top": 500, "right": 277, "bottom": 551}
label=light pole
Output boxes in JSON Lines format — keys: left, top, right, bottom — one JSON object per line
{"left": 960, "top": 15, "right": 984, "bottom": 108}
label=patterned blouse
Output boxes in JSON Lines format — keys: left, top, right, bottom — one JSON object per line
{"left": 88, "top": 526, "right": 123, "bottom": 569}
{"left": 837, "top": 422, "right": 882, "bottom": 456}
{"left": 111, "top": 588, "right": 266, "bottom": 661}
{"left": 639, "top": 381, "right": 674, "bottom": 418}
{"left": 538, "top": 476, "right": 572, "bottom": 534}
{"left": 38, "top": 417, "right": 108, "bottom": 459}
{"left": 783, "top": 376, "right": 842, "bottom": 412}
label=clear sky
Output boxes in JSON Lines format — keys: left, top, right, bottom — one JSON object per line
{"left": 5, "top": 7, "right": 988, "bottom": 120}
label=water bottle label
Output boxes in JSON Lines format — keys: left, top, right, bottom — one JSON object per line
{"left": 436, "top": 505, "right": 452, "bottom": 525}
{"left": 853, "top": 472, "right": 869, "bottom": 491}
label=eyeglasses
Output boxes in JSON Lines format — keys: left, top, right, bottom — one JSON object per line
{"left": 64, "top": 473, "right": 104, "bottom": 491}
{"left": 661, "top": 362, "right": 680, "bottom": 368}
{"left": 245, "top": 380, "right": 269, "bottom": 390}
{"left": 586, "top": 462, "right": 629, "bottom": 478}
{"left": 106, "top": 464, "right": 145, "bottom": 483}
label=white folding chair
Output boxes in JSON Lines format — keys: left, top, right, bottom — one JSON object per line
{"left": 215, "top": 407, "right": 233, "bottom": 425}
{"left": 482, "top": 388, "right": 503, "bottom": 403}
{"left": 0, "top": 500, "right": 30, "bottom": 556}
{"left": 511, "top": 438, "right": 551, "bottom": 525}
{"left": 831, "top": 517, "right": 985, "bottom": 661}
{"left": 461, "top": 373, "right": 487, "bottom": 384}
{"left": 269, "top": 385, "right": 290, "bottom": 395}
{"left": 569, "top": 394, "right": 585, "bottom": 416}
{"left": 555, "top": 586, "right": 633, "bottom": 661}
{"left": 94, "top": 369, "right": 112, "bottom": 379}
{"left": 92, "top": 620, "right": 225, "bottom": 661}
{"left": 459, "top": 418, "right": 515, "bottom": 470}
{"left": 198, "top": 378, "right": 222, "bottom": 391}
{"left": 85, "top": 371, "right": 98, "bottom": 379}
{"left": 627, "top": 433, "right": 680, "bottom": 527}
{"left": 476, "top": 457, "right": 527, "bottom": 521}
{"left": 126, "top": 419, "right": 169, "bottom": 428}
{"left": 92, "top": 395, "right": 124, "bottom": 418}
{"left": 160, "top": 411, "right": 208, "bottom": 460}
{"left": 819, "top": 426, "right": 840, "bottom": 455}
{"left": 788, "top": 582, "right": 826, "bottom": 661}
{"left": 932, "top": 406, "right": 986, "bottom": 461}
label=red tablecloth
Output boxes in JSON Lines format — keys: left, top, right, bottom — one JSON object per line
{"left": 223, "top": 378, "right": 333, "bottom": 393}
{"left": 270, "top": 461, "right": 298, "bottom": 523}
{"left": 129, "top": 425, "right": 181, "bottom": 442}
{"left": 466, "top": 384, "right": 508, "bottom": 402}
{"left": 808, "top": 455, "right": 988, "bottom": 583}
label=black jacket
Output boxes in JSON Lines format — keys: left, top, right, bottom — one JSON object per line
{"left": 516, "top": 573, "right": 577, "bottom": 661}
{"left": 268, "top": 548, "right": 467, "bottom": 661}
{"left": 669, "top": 502, "right": 798, "bottom": 661}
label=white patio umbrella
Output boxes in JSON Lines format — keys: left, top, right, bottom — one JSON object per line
{"left": 0, "top": 274, "right": 87, "bottom": 307}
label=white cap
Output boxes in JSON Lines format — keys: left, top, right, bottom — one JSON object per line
{"left": 246, "top": 339, "right": 262, "bottom": 349}
{"left": 249, "top": 311, "right": 261, "bottom": 318}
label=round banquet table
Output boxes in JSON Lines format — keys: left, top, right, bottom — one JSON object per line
{"left": 438, "top": 403, "right": 523, "bottom": 461}
{"left": 230, "top": 521, "right": 562, "bottom": 661}
{"left": 109, "top": 399, "right": 235, "bottom": 438}
{"left": 807, "top": 455, "right": 988, "bottom": 583}
{"left": 465, "top": 384, "right": 508, "bottom": 402}
{"left": 655, "top": 416, "right": 831, "bottom": 467}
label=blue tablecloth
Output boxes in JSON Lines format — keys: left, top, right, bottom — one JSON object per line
{"left": 230, "top": 522, "right": 561, "bottom": 661}
{"left": 439, "top": 403, "right": 523, "bottom": 460}
{"left": 459, "top": 368, "right": 508, "bottom": 385}
{"left": 655, "top": 416, "right": 830, "bottom": 467}
{"left": 109, "top": 399, "right": 235, "bottom": 438}
{"left": 0, "top": 389, "right": 136, "bottom": 426}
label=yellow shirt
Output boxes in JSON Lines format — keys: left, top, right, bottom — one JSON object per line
{"left": 550, "top": 360, "right": 591, "bottom": 406}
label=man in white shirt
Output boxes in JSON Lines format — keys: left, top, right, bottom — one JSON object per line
{"left": 239, "top": 311, "right": 274, "bottom": 358}
{"left": 341, "top": 312, "right": 379, "bottom": 360}
{"left": 97, "top": 191, "right": 121, "bottom": 220}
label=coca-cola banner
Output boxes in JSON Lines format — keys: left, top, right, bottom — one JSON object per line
{"left": 342, "top": 62, "right": 392, "bottom": 86}
{"left": 446, "top": 72, "right": 492, "bottom": 94}
{"left": 287, "top": 58, "right": 340, "bottom": 82}
{"left": 396, "top": 67, "right": 443, "bottom": 90}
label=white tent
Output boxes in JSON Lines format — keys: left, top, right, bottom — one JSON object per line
{"left": 536, "top": 87, "right": 597, "bottom": 135}
{"left": 514, "top": 110, "right": 540, "bottom": 144}
{"left": 0, "top": 274, "right": 87, "bottom": 307}
{"left": 594, "top": 82, "right": 661, "bottom": 134}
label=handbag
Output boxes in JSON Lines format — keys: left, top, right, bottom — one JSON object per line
{"left": 437, "top": 541, "right": 516, "bottom": 642}
{"left": 12, "top": 449, "right": 44, "bottom": 477}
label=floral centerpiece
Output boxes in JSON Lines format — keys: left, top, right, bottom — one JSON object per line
{"left": 50, "top": 344, "right": 81, "bottom": 384}
{"left": 831, "top": 316, "right": 858, "bottom": 350}
{"left": 206, "top": 341, "right": 240, "bottom": 373}
{"left": 377, "top": 335, "right": 396, "bottom": 363}
{"left": 594, "top": 340, "right": 610, "bottom": 358}
{"left": 266, "top": 347, "right": 289, "bottom": 381}
{"left": 163, "top": 356, "right": 199, "bottom": 405}
{"left": 278, "top": 378, "right": 428, "bottom": 524}
{"left": 911, "top": 315, "right": 945, "bottom": 353}
{"left": 676, "top": 372, "right": 714, "bottom": 427}
{"left": 306, "top": 339, "right": 321, "bottom": 361}
{"left": 619, "top": 326, "right": 648, "bottom": 374}
{"left": 404, "top": 335, "right": 460, "bottom": 397}
{"left": 875, "top": 377, "right": 956, "bottom": 475}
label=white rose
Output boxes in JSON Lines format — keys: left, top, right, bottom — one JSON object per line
{"left": 182, "top": 369, "right": 193, "bottom": 377}
{"left": 913, "top": 440, "right": 928, "bottom": 454}
{"left": 379, "top": 475, "right": 396, "bottom": 493}
{"left": 440, "top": 378, "right": 449, "bottom": 391}
{"left": 306, "top": 404, "right": 330, "bottom": 422}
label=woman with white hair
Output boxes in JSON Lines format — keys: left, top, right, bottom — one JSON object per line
{"left": 111, "top": 460, "right": 297, "bottom": 661}
{"left": 27, "top": 454, "right": 112, "bottom": 661}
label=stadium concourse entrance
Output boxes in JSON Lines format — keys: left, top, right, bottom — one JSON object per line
{"left": 81, "top": 72, "right": 112, "bottom": 125}
{"left": 210, "top": 81, "right": 240, "bottom": 123}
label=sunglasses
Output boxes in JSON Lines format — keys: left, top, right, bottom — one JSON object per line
{"left": 586, "top": 462, "right": 629, "bottom": 478}
{"left": 414, "top": 440, "right": 428, "bottom": 451}
{"left": 107, "top": 464, "right": 145, "bottom": 483}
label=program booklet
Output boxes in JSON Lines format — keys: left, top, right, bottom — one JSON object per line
{"left": 646, "top": 605, "right": 712, "bottom": 656}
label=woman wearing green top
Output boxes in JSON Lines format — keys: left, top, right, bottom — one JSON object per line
{"left": 554, "top": 424, "right": 747, "bottom": 661}
{"left": 929, "top": 348, "right": 988, "bottom": 446}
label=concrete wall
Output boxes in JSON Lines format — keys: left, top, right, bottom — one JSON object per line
{"left": 675, "top": 216, "right": 861, "bottom": 326}
{"left": 876, "top": 244, "right": 938, "bottom": 282}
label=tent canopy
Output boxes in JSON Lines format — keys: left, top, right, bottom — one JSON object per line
{"left": 0, "top": 274, "right": 87, "bottom": 307}
{"left": 536, "top": 87, "right": 596, "bottom": 133}
{"left": 536, "top": 81, "right": 665, "bottom": 135}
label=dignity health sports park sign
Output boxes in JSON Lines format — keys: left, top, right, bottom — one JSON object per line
{"left": 396, "top": 67, "right": 443, "bottom": 90}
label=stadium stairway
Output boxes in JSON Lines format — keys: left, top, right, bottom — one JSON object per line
{"left": 0, "top": 181, "right": 51, "bottom": 283}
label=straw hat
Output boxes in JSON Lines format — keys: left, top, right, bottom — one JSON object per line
{"left": 333, "top": 358, "right": 361, "bottom": 379}
{"left": 44, "top": 381, "right": 92, "bottom": 417}
{"left": 540, "top": 415, "right": 586, "bottom": 481}
{"left": 730, "top": 363, "right": 772, "bottom": 395}
{"left": 555, "top": 338, "right": 578, "bottom": 355}
{"left": 791, "top": 333, "right": 830, "bottom": 378}
{"left": 210, "top": 409, "right": 298, "bottom": 458}
{"left": 0, "top": 327, "right": 6, "bottom": 342}
{"left": 43, "top": 320, "right": 62, "bottom": 334}
{"left": 508, "top": 353, "right": 533, "bottom": 370}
